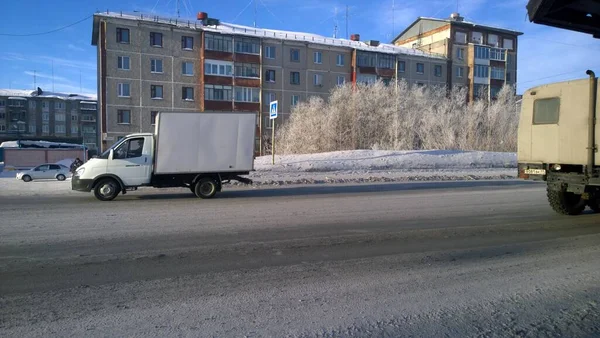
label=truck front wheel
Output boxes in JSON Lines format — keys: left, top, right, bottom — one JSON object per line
{"left": 547, "top": 188, "right": 586, "bottom": 215}
{"left": 194, "top": 178, "right": 218, "bottom": 199}
{"left": 94, "top": 178, "right": 120, "bottom": 201}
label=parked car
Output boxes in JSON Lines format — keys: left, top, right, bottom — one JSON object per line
{"left": 16, "top": 164, "right": 71, "bottom": 182}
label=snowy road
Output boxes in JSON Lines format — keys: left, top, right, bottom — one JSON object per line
{"left": 2, "top": 181, "right": 600, "bottom": 337}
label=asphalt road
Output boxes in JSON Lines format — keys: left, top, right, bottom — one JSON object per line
{"left": 1, "top": 180, "right": 600, "bottom": 337}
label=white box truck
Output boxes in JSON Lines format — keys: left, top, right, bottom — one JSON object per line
{"left": 72, "top": 111, "right": 256, "bottom": 201}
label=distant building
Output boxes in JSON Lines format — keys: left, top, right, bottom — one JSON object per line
{"left": 0, "top": 88, "right": 99, "bottom": 153}
{"left": 91, "top": 11, "right": 447, "bottom": 153}
{"left": 392, "top": 13, "right": 523, "bottom": 101}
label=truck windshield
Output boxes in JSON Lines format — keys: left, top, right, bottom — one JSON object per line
{"left": 99, "top": 139, "right": 125, "bottom": 159}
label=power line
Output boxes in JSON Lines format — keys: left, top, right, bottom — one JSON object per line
{"left": 516, "top": 66, "right": 600, "bottom": 86}
{"left": 0, "top": 14, "right": 93, "bottom": 37}
{"left": 258, "top": 0, "right": 285, "bottom": 26}
{"left": 230, "top": 0, "right": 254, "bottom": 23}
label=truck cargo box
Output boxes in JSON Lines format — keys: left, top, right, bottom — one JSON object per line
{"left": 154, "top": 112, "right": 256, "bottom": 174}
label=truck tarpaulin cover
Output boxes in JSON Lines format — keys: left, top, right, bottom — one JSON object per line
{"left": 154, "top": 112, "right": 256, "bottom": 174}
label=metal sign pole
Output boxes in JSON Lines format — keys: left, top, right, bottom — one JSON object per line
{"left": 269, "top": 100, "right": 278, "bottom": 165}
{"left": 272, "top": 117, "right": 275, "bottom": 165}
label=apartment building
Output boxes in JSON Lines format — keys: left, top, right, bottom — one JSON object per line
{"left": 393, "top": 13, "right": 523, "bottom": 101}
{"left": 0, "top": 88, "right": 100, "bottom": 152}
{"left": 92, "top": 12, "right": 448, "bottom": 153}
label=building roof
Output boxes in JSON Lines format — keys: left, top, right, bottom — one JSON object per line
{"left": 392, "top": 16, "right": 524, "bottom": 44}
{"left": 92, "top": 12, "right": 447, "bottom": 60}
{"left": 527, "top": 0, "right": 600, "bottom": 38}
{"left": 0, "top": 89, "right": 97, "bottom": 101}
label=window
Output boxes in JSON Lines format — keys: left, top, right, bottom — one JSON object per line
{"left": 150, "top": 32, "right": 163, "bottom": 47}
{"left": 118, "top": 83, "right": 130, "bottom": 97}
{"left": 114, "top": 138, "right": 144, "bottom": 159}
{"left": 182, "top": 62, "right": 194, "bottom": 76}
{"left": 416, "top": 63, "right": 424, "bottom": 74}
{"left": 29, "top": 101, "right": 36, "bottom": 109}
{"left": 337, "top": 75, "right": 345, "bottom": 86}
{"left": 29, "top": 125, "right": 36, "bottom": 133}
{"left": 150, "top": 85, "right": 163, "bottom": 99}
{"left": 265, "top": 69, "right": 276, "bottom": 82}
{"left": 71, "top": 125, "right": 79, "bottom": 134}
{"left": 454, "top": 31, "right": 467, "bottom": 43}
{"left": 71, "top": 114, "right": 78, "bottom": 121}
{"left": 503, "top": 38, "right": 514, "bottom": 50}
{"left": 234, "top": 87, "right": 259, "bottom": 103}
{"left": 235, "top": 37, "right": 260, "bottom": 54}
{"left": 55, "top": 113, "right": 65, "bottom": 122}
{"left": 491, "top": 67, "right": 505, "bottom": 80}
{"left": 151, "top": 59, "right": 163, "bottom": 73}
{"left": 0, "top": 112, "right": 4, "bottom": 119}
{"left": 474, "top": 65, "right": 489, "bottom": 78}
{"left": 151, "top": 111, "right": 158, "bottom": 125}
{"left": 42, "top": 101, "right": 48, "bottom": 109}
{"left": 234, "top": 63, "right": 259, "bottom": 78}
{"left": 265, "top": 46, "right": 276, "bottom": 59}
{"left": 42, "top": 124, "right": 49, "bottom": 133}
{"left": 336, "top": 54, "right": 344, "bottom": 66}
{"left": 291, "top": 95, "right": 299, "bottom": 106}
{"left": 490, "top": 48, "right": 506, "bottom": 61}
{"left": 533, "top": 98, "right": 560, "bottom": 124}
{"left": 42, "top": 113, "right": 49, "bottom": 121}
{"left": 313, "top": 74, "right": 323, "bottom": 86}
{"left": 313, "top": 51, "right": 322, "bottom": 64}
{"left": 117, "top": 28, "right": 130, "bottom": 43}
{"left": 378, "top": 54, "right": 395, "bottom": 69}
{"left": 398, "top": 61, "right": 406, "bottom": 73}
{"left": 290, "top": 49, "right": 300, "bottom": 62}
{"left": 434, "top": 65, "right": 442, "bottom": 77}
{"left": 507, "top": 54, "right": 513, "bottom": 66}
{"left": 456, "top": 66, "right": 464, "bottom": 78}
{"left": 457, "top": 48, "right": 465, "bottom": 60}
{"left": 475, "top": 45, "right": 490, "bottom": 59}
{"left": 490, "top": 86, "right": 501, "bottom": 99}
{"left": 181, "top": 36, "right": 194, "bottom": 50}
{"left": 118, "top": 110, "right": 131, "bottom": 124}
{"left": 0, "top": 100, "right": 5, "bottom": 107}
{"left": 205, "top": 60, "right": 233, "bottom": 76}
{"left": 488, "top": 34, "right": 499, "bottom": 46}
{"left": 182, "top": 87, "right": 194, "bottom": 100}
{"left": 55, "top": 102, "right": 64, "bottom": 109}
{"left": 290, "top": 72, "right": 300, "bottom": 85}
{"left": 204, "top": 85, "right": 233, "bottom": 101}
{"left": 357, "top": 74, "right": 377, "bottom": 85}
{"left": 205, "top": 33, "right": 233, "bottom": 52}
{"left": 118, "top": 56, "right": 130, "bottom": 70}
{"left": 472, "top": 31, "right": 483, "bottom": 44}
{"left": 506, "top": 72, "right": 511, "bottom": 82}
{"left": 0, "top": 124, "right": 5, "bottom": 131}
{"left": 357, "top": 52, "right": 376, "bottom": 67}
{"left": 265, "top": 92, "right": 276, "bottom": 106}
{"left": 55, "top": 125, "right": 66, "bottom": 133}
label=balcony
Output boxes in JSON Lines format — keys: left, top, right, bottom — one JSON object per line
{"left": 8, "top": 98, "right": 26, "bottom": 107}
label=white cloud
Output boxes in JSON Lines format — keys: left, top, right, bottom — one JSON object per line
{"left": 23, "top": 71, "right": 68, "bottom": 83}
{"left": 67, "top": 44, "right": 85, "bottom": 52}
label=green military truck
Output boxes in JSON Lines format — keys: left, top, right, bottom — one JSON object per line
{"left": 517, "top": 0, "right": 599, "bottom": 215}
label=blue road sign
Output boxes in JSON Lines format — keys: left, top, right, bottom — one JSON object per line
{"left": 270, "top": 100, "right": 278, "bottom": 119}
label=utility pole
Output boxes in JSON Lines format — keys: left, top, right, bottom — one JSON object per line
{"left": 333, "top": 7, "right": 338, "bottom": 38}
{"left": 176, "top": 0, "right": 180, "bottom": 18}
{"left": 79, "top": 70, "right": 82, "bottom": 93}
{"left": 51, "top": 60, "right": 55, "bottom": 92}
{"left": 33, "top": 70, "right": 36, "bottom": 90}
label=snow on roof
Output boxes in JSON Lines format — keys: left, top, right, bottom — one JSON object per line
{"left": 417, "top": 16, "right": 524, "bottom": 35}
{"left": 0, "top": 89, "right": 96, "bottom": 101}
{"left": 95, "top": 12, "right": 446, "bottom": 60}
{"left": 80, "top": 101, "right": 97, "bottom": 105}
{"left": 0, "top": 89, "right": 35, "bottom": 97}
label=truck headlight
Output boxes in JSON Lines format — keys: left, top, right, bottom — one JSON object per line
{"left": 76, "top": 167, "right": 85, "bottom": 176}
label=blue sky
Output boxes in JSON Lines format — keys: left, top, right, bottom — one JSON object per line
{"left": 0, "top": 0, "right": 598, "bottom": 95}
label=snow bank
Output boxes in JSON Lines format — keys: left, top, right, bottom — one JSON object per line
{"left": 255, "top": 150, "right": 516, "bottom": 172}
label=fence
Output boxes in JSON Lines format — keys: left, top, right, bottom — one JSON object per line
{"left": 3, "top": 148, "right": 88, "bottom": 169}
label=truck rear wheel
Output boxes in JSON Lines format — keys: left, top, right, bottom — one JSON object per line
{"left": 194, "top": 178, "right": 218, "bottom": 199}
{"left": 94, "top": 178, "right": 120, "bottom": 201}
{"left": 547, "top": 188, "right": 586, "bottom": 215}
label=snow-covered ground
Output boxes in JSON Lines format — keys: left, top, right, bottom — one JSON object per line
{"left": 0, "top": 150, "right": 518, "bottom": 196}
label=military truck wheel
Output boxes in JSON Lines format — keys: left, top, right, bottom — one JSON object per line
{"left": 194, "top": 177, "right": 218, "bottom": 199}
{"left": 547, "top": 189, "right": 586, "bottom": 215}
